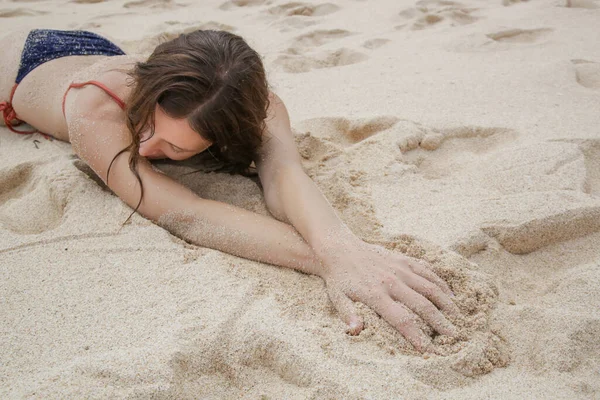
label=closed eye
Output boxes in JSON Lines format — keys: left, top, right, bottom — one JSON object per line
{"left": 170, "top": 143, "right": 190, "bottom": 153}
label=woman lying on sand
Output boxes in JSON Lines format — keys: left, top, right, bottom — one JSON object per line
{"left": 0, "top": 28, "right": 460, "bottom": 352}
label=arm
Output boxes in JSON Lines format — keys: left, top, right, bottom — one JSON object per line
{"left": 66, "top": 85, "right": 323, "bottom": 276}
{"left": 255, "top": 93, "right": 461, "bottom": 350}
{"left": 255, "top": 93, "right": 352, "bottom": 254}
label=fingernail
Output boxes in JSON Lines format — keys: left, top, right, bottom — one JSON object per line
{"left": 347, "top": 320, "right": 362, "bottom": 335}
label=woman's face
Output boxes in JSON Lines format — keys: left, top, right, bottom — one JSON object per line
{"left": 138, "top": 105, "right": 213, "bottom": 160}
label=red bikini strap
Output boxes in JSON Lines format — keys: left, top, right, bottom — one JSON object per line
{"left": 62, "top": 80, "right": 126, "bottom": 117}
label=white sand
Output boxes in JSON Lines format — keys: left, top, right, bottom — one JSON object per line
{"left": 1, "top": 0, "right": 600, "bottom": 398}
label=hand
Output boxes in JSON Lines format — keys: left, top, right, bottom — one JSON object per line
{"left": 318, "top": 238, "right": 460, "bottom": 352}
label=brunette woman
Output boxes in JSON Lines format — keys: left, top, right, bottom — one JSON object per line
{"left": 0, "top": 28, "right": 459, "bottom": 352}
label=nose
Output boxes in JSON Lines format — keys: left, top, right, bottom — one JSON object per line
{"left": 139, "top": 132, "right": 160, "bottom": 158}
{"left": 138, "top": 143, "right": 157, "bottom": 158}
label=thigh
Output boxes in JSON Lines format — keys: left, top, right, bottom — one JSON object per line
{"left": 0, "top": 29, "right": 30, "bottom": 116}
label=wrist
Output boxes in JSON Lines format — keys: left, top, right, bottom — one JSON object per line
{"left": 311, "top": 226, "right": 363, "bottom": 262}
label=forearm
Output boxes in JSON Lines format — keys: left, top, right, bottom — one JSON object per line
{"left": 156, "top": 198, "right": 324, "bottom": 276}
{"left": 257, "top": 93, "right": 358, "bottom": 258}
{"left": 269, "top": 165, "right": 357, "bottom": 256}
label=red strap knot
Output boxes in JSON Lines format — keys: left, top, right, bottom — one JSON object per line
{"left": 1, "top": 100, "right": 18, "bottom": 124}
{"left": 0, "top": 100, "right": 37, "bottom": 135}
{"left": 1, "top": 84, "right": 39, "bottom": 135}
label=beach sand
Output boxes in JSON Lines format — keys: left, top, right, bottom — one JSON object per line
{"left": 1, "top": 0, "right": 599, "bottom": 398}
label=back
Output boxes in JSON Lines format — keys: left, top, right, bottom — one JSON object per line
{"left": 1, "top": 29, "right": 133, "bottom": 141}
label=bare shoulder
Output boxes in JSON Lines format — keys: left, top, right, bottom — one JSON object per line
{"left": 67, "top": 58, "right": 135, "bottom": 116}
{"left": 259, "top": 92, "right": 301, "bottom": 161}
{"left": 65, "top": 66, "right": 135, "bottom": 182}
{"left": 255, "top": 92, "right": 303, "bottom": 182}
{"left": 65, "top": 57, "right": 138, "bottom": 142}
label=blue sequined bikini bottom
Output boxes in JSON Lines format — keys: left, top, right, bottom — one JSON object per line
{"left": 16, "top": 29, "right": 126, "bottom": 84}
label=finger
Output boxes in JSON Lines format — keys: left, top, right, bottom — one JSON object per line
{"left": 327, "top": 285, "right": 364, "bottom": 335}
{"left": 405, "top": 273, "right": 461, "bottom": 318}
{"left": 376, "top": 297, "right": 432, "bottom": 352}
{"left": 389, "top": 283, "right": 457, "bottom": 337}
{"left": 406, "top": 258, "right": 454, "bottom": 297}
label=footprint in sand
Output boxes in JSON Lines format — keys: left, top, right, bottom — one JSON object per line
{"left": 0, "top": 8, "right": 48, "bottom": 17}
{"left": 396, "top": 126, "right": 516, "bottom": 183}
{"left": 501, "top": 0, "right": 529, "bottom": 6}
{"left": 0, "top": 163, "right": 34, "bottom": 205}
{"left": 571, "top": 59, "right": 600, "bottom": 90}
{"left": 266, "top": 2, "right": 340, "bottom": 32}
{"left": 400, "top": 126, "right": 592, "bottom": 194}
{"left": 396, "top": 0, "right": 480, "bottom": 31}
{"left": 486, "top": 28, "right": 552, "bottom": 43}
{"left": 564, "top": 0, "right": 599, "bottom": 9}
{"left": 219, "top": 0, "right": 269, "bottom": 11}
{"left": 288, "top": 29, "right": 354, "bottom": 49}
{"left": 0, "top": 163, "right": 65, "bottom": 235}
{"left": 71, "top": 0, "right": 106, "bottom": 3}
{"left": 279, "top": 28, "right": 354, "bottom": 53}
{"left": 273, "top": 48, "right": 368, "bottom": 73}
{"left": 267, "top": 2, "right": 340, "bottom": 16}
{"left": 397, "top": 126, "right": 518, "bottom": 177}
{"left": 452, "top": 27, "right": 554, "bottom": 52}
{"left": 273, "top": 29, "right": 370, "bottom": 73}
{"left": 296, "top": 116, "right": 399, "bottom": 148}
{"left": 86, "top": 11, "right": 135, "bottom": 21}
{"left": 551, "top": 138, "right": 600, "bottom": 196}
{"left": 123, "top": 0, "right": 185, "bottom": 10}
{"left": 362, "top": 38, "right": 391, "bottom": 50}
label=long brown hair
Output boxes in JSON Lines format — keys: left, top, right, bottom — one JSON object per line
{"left": 107, "top": 30, "right": 271, "bottom": 222}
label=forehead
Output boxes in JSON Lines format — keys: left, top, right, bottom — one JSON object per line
{"left": 154, "top": 105, "right": 208, "bottom": 147}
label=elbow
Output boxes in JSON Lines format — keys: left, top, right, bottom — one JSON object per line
{"left": 264, "top": 188, "right": 288, "bottom": 223}
{"left": 263, "top": 164, "right": 303, "bottom": 223}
